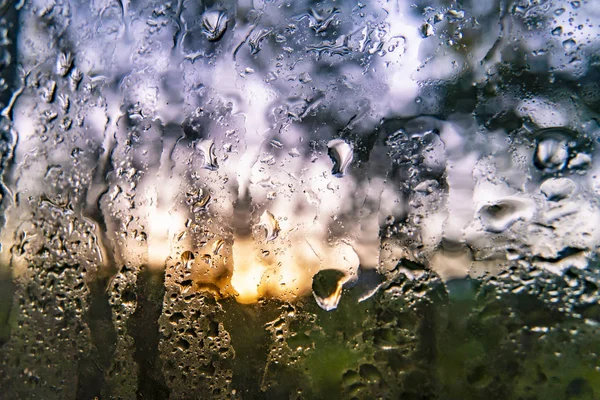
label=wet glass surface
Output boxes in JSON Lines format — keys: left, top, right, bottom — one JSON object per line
{"left": 0, "top": 0, "right": 599, "bottom": 398}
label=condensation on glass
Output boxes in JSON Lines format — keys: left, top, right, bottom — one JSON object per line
{"left": 0, "top": 0, "right": 599, "bottom": 399}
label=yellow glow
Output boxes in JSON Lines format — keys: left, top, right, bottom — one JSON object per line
{"left": 225, "top": 235, "right": 360, "bottom": 304}
{"left": 229, "top": 237, "right": 312, "bottom": 304}
{"left": 230, "top": 239, "right": 266, "bottom": 304}
{"left": 147, "top": 209, "right": 187, "bottom": 268}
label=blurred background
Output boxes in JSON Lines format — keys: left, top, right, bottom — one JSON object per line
{"left": 0, "top": 0, "right": 599, "bottom": 398}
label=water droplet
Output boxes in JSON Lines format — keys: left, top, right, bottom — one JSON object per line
{"left": 56, "top": 52, "right": 73, "bottom": 76}
{"left": 311, "top": 269, "right": 347, "bottom": 311}
{"left": 264, "top": 71, "right": 278, "bottom": 83}
{"left": 567, "top": 153, "right": 592, "bottom": 170}
{"left": 57, "top": 93, "right": 70, "bottom": 113}
{"left": 259, "top": 210, "right": 280, "bottom": 241}
{"left": 551, "top": 26, "right": 563, "bottom": 36}
{"left": 420, "top": 23, "right": 434, "bottom": 38}
{"left": 299, "top": 72, "right": 312, "bottom": 83}
{"left": 562, "top": 38, "right": 577, "bottom": 51}
{"left": 298, "top": 7, "right": 340, "bottom": 33}
{"left": 169, "top": 312, "right": 185, "bottom": 325}
{"left": 202, "top": 10, "right": 228, "bottom": 42}
{"left": 181, "top": 251, "right": 195, "bottom": 268}
{"left": 213, "top": 239, "right": 225, "bottom": 255}
{"left": 446, "top": 9, "right": 465, "bottom": 21}
{"left": 249, "top": 28, "right": 272, "bottom": 55}
{"left": 288, "top": 148, "right": 300, "bottom": 158}
{"left": 177, "top": 338, "right": 190, "bottom": 351}
{"left": 196, "top": 139, "right": 218, "bottom": 171}
{"left": 327, "top": 139, "right": 353, "bottom": 177}
{"left": 42, "top": 80, "right": 56, "bottom": 103}
{"left": 359, "top": 364, "right": 382, "bottom": 383}
{"left": 69, "top": 67, "right": 82, "bottom": 91}
{"left": 479, "top": 199, "right": 534, "bottom": 233}
{"left": 196, "top": 254, "right": 212, "bottom": 271}
{"left": 541, "top": 178, "right": 575, "bottom": 201}
{"left": 534, "top": 130, "right": 571, "bottom": 172}
{"left": 193, "top": 190, "right": 212, "bottom": 213}
{"left": 269, "top": 139, "right": 283, "bottom": 148}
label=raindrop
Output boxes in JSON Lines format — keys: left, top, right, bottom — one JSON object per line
{"left": 311, "top": 269, "right": 347, "bottom": 311}
{"left": 259, "top": 210, "right": 280, "bottom": 241}
{"left": 565, "top": 377, "right": 593, "bottom": 399}
{"left": 567, "top": 153, "right": 592, "bottom": 170}
{"left": 248, "top": 28, "right": 272, "bottom": 55}
{"left": 56, "top": 52, "right": 73, "bottom": 76}
{"left": 269, "top": 139, "right": 283, "bottom": 148}
{"left": 57, "top": 93, "right": 70, "bottom": 113}
{"left": 169, "top": 312, "right": 185, "bottom": 325}
{"left": 42, "top": 80, "right": 56, "bottom": 103}
{"left": 534, "top": 129, "right": 571, "bottom": 172}
{"left": 181, "top": 251, "right": 195, "bottom": 268}
{"left": 288, "top": 148, "right": 300, "bottom": 158}
{"left": 359, "top": 364, "right": 382, "bottom": 383}
{"left": 479, "top": 199, "right": 534, "bottom": 233}
{"left": 446, "top": 9, "right": 465, "bottom": 21}
{"left": 327, "top": 139, "right": 353, "bottom": 178}
{"left": 200, "top": 254, "right": 212, "bottom": 266}
{"left": 298, "top": 7, "right": 340, "bottom": 33}
{"left": 541, "top": 178, "right": 575, "bottom": 201}
{"left": 196, "top": 139, "right": 219, "bottom": 171}
{"left": 562, "top": 38, "right": 577, "bottom": 51}
{"left": 212, "top": 239, "right": 225, "bottom": 255}
{"left": 177, "top": 338, "right": 190, "bottom": 351}
{"left": 299, "top": 72, "right": 312, "bottom": 83}
{"left": 193, "top": 190, "right": 212, "bottom": 213}
{"left": 202, "top": 10, "right": 228, "bottom": 42}
{"left": 69, "top": 67, "right": 83, "bottom": 91}
{"left": 420, "top": 23, "right": 434, "bottom": 38}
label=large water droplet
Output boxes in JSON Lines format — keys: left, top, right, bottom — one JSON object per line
{"left": 534, "top": 129, "right": 571, "bottom": 172}
{"left": 196, "top": 139, "right": 218, "bottom": 171}
{"left": 69, "top": 67, "right": 82, "bottom": 91}
{"left": 327, "top": 139, "right": 353, "bottom": 177}
{"left": 479, "top": 198, "right": 534, "bottom": 233}
{"left": 259, "top": 210, "right": 280, "bottom": 241}
{"left": 562, "top": 38, "right": 577, "bottom": 51}
{"left": 192, "top": 189, "right": 212, "bottom": 213}
{"left": 202, "top": 10, "right": 228, "bottom": 42}
{"left": 420, "top": 23, "right": 434, "bottom": 38}
{"left": 541, "top": 178, "right": 575, "bottom": 201}
{"left": 181, "top": 251, "right": 195, "bottom": 268}
{"left": 311, "top": 269, "right": 347, "bottom": 311}
{"left": 300, "top": 7, "right": 340, "bottom": 33}
{"left": 56, "top": 52, "right": 73, "bottom": 76}
{"left": 567, "top": 153, "right": 592, "bottom": 171}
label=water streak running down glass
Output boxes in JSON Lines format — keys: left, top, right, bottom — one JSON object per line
{"left": 0, "top": 0, "right": 599, "bottom": 398}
